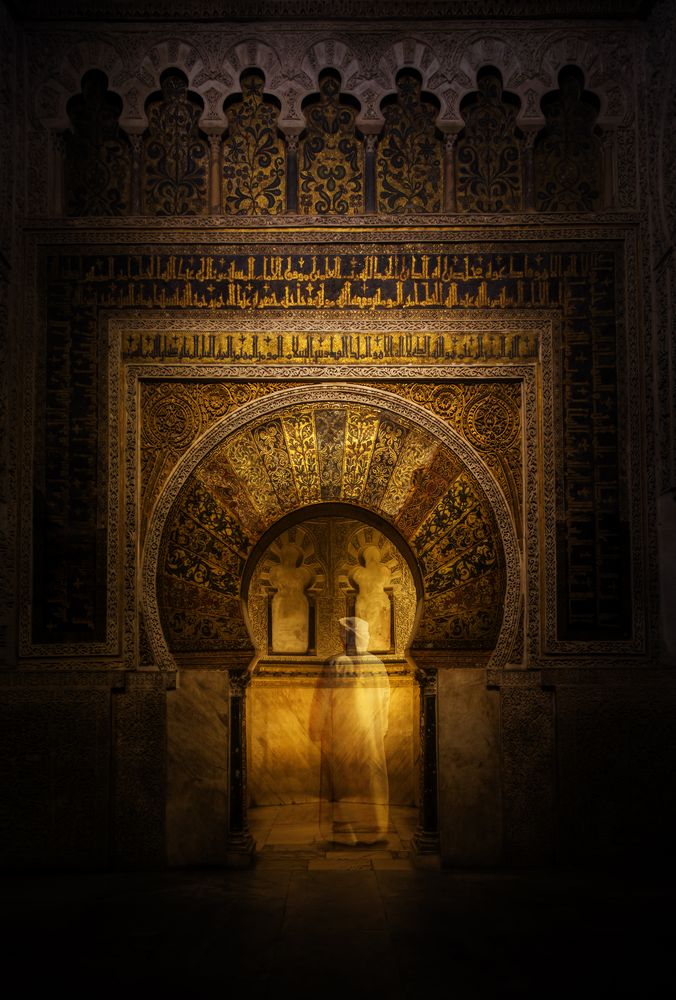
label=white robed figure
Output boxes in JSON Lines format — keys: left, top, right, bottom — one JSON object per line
{"left": 309, "top": 617, "right": 391, "bottom": 846}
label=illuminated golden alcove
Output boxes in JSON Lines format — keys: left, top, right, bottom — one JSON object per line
{"left": 245, "top": 511, "right": 420, "bottom": 849}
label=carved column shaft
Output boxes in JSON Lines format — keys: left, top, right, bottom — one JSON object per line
{"left": 443, "top": 132, "right": 459, "bottom": 213}
{"left": 364, "top": 133, "right": 378, "bottom": 213}
{"left": 226, "top": 668, "right": 255, "bottom": 865}
{"left": 523, "top": 128, "right": 539, "bottom": 212}
{"left": 286, "top": 134, "right": 299, "bottom": 213}
{"left": 208, "top": 133, "right": 222, "bottom": 214}
{"left": 412, "top": 668, "right": 440, "bottom": 855}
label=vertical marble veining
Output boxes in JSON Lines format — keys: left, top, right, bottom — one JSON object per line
{"left": 166, "top": 669, "right": 229, "bottom": 866}
{"left": 248, "top": 673, "right": 417, "bottom": 808}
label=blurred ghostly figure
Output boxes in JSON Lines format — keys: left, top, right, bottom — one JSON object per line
{"left": 309, "top": 617, "right": 390, "bottom": 845}
{"left": 269, "top": 543, "right": 313, "bottom": 653}
{"left": 352, "top": 545, "right": 392, "bottom": 651}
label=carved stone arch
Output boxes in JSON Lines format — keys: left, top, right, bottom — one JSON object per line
{"left": 64, "top": 38, "right": 127, "bottom": 87}
{"left": 35, "top": 39, "right": 127, "bottom": 130}
{"left": 377, "top": 37, "right": 442, "bottom": 92}
{"left": 122, "top": 39, "right": 214, "bottom": 131}
{"left": 300, "top": 38, "right": 362, "bottom": 92}
{"left": 62, "top": 69, "right": 132, "bottom": 216}
{"left": 456, "top": 35, "right": 524, "bottom": 111}
{"left": 142, "top": 384, "right": 521, "bottom": 673}
{"left": 245, "top": 503, "right": 421, "bottom": 660}
{"left": 536, "top": 31, "right": 600, "bottom": 87}
{"left": 537, "top": 32, "right": 630, "bottom": 124}
{"left": 225, "top": 38, "right": 285, "bottom": 90}
{"left": 218, "top": 40, "right": 288, "bottom": 132}
{"left": 137, "top": 37, "right": 208, "bottom": 96}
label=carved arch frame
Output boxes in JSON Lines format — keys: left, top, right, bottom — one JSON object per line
{"left": 140, "top": 381, "right": 524, "bottom": 672}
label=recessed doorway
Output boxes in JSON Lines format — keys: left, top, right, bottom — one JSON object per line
{"left": 245, "top": 510, "right": 421, "bottom": 868}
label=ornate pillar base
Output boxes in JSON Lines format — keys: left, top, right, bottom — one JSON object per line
{"left": 411, "top": 828, "right": 441, "bottom": 868}
{"left": 225, "top": 830, "right": 257, "bottom": 868}
{"left": 411, "top": 828, "right": 440, "bottom": 854}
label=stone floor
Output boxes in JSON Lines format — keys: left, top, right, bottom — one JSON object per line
{"left": 2, "top": 851, "right": 672, "bottom": 998}
{"left": 249, "top": 802, "right": 419, "bottom": 869}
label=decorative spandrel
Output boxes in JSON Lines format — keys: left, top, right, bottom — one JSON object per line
{"left": 299, "top": 72, "right": 364, "bottom": 215}
{"left": 376, "top": 71, "right": 442, "bottom": 213}
{"left": 381, "top": 382, "right": 523, "bottom": 537}
{"left": 455, "top": 70, "right": 523, "bottom": 213}
{"left": 222, "top": 71, "right": 285, "bottom": 215}
{"left": 63, "top": 70, "right": 131, "bottom": 216}
{"left": 142, "top": 69, "right": 209, "bottom": 216}
{"left": 534, "top": 68, "right": 602, "bottom": 212}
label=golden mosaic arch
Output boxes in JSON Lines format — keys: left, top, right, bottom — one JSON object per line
{"left": 142, "top": 384, "right": 522, "bottom": 670}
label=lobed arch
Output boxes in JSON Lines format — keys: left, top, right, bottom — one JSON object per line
{"left": 301, "top": 38, "right": 362, "bottom": 90}
{"left": 241, "top": 501, "right": 425, "bottom": 660}
{"left": 141, "top": 383, "right": 521, "bottom": 673}
{"left": 33, "top": 33, "right": 627, "bottom": 138}
{"left": 35, "top": 39, "right": 127, "bottom": 130}
{"left": 377, "top": 36, "right": 442, "bottom": 91}
{"left": 537, "top": 31, "right": 630, "bottom": 123}
{"left": 456, "top": 35, "right": 523, "bottom": 96}
{"left": 222, "top": 38, "right": 286, "bottom": 89}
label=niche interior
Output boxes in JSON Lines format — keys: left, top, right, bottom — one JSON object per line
{"left": 245, "top": 511, "right": 421, "bottom": 845}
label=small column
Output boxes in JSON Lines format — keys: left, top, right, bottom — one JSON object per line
{"left": 412, "top": 667, "right": 440, "bottom": 859}
{"left": 286, "top": 133, "right": 299, "bottom": 213}
{"left": 207, "top": 132, "right": 222, "bottom": 215}
{"left": 226, "top": 667, "right": 255, "bottom": 866}
{"left": 128, "top": 131, "right": 143, "bottom": 215}
{"left": 523, "top": 128, "right": 539, "bottom": 212}
{"left": 364, "top": 133, "right": 378, "bottom": 213}
{"left": 443, "top": 131, "right": 460, "bottom": 213}
{"left": 51, "top": 131, "right": 66, "bottom": 217}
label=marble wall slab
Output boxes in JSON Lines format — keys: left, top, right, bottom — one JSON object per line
{"left": 248, "top": 673, "right": 418, "bottom": 807}
{"left": 166, "top": 669, "right": 229, "bottom": 866}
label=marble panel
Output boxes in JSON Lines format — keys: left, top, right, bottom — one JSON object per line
{"left": 437, "top": 668, "right": 502, "bottom": 866}
{"left": 248, "top": 674, "right": 417, "bottom": 808}
{"left": 248, "top": 679, "right": 322, "bottom": 805}
{"left": 384, "top": 683, "right": 418, "bottom": 806}
{"left": 166, "top": 669, "right": 229, "bottom": 866}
